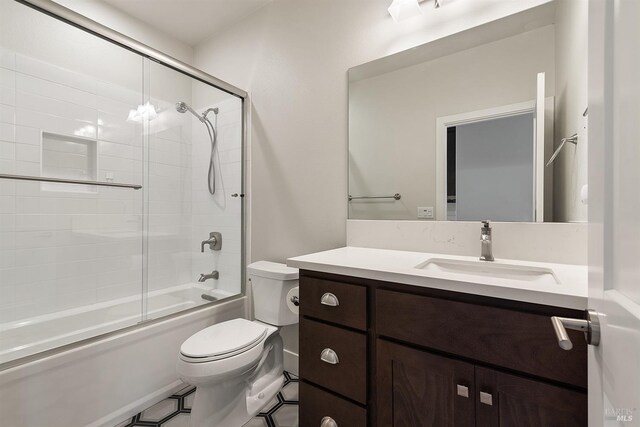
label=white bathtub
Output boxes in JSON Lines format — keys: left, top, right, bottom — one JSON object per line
{"left": 0, "top": 283, "right": 235, "bottom": 365}
{"left": 0, "top": 287, "right": 246, "bottom": 427}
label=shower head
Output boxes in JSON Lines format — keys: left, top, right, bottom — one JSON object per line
{"left": 175, "top": 101, "right": 204, "bottom": 122}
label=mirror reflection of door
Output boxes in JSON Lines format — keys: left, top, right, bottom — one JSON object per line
{"left": 447, "top": 112, "right": 535, "bottom": 222}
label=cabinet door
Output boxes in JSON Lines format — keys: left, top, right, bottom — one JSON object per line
{"left": 475, "top": 367, "right": 587, "bottom": 427}
{"left": 376, "top": 340, "right": 475, "bottom": 427}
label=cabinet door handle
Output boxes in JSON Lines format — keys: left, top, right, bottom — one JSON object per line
{"left": 320, "top": 293, "right": 339, "bottom": 307}
{"left": 320, "top": 348, "right": 340, "bottom": 365}
{"left": 480, "top": 391, "right": 493, "bottom": 406}
{"left": 321, "top": 416, "right": 338, "bottom": 427}
{"left": 456, "top": 384, "right": 469, "bottom": 398}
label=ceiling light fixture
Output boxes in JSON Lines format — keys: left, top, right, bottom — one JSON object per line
{"left": 388, "top": 0, "right": 422, "bottom": 23}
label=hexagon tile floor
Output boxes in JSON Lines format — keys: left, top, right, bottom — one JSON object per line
{"left": 115, "top": 371, "right": 299, "bottom": 427}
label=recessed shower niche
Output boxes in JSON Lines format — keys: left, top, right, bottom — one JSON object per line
{"left": 41, "top": 131, "right": 98, "bottom": 192}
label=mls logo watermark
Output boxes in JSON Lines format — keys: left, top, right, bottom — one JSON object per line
{"left": 605, "top": 407, "right": 636, "bottom": 422}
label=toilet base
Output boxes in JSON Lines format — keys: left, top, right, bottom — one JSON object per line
{"left": 187, "top": 332, "right": 284, "bottom": 427}
{"left": 189, "top": 374, "right": 283, "bottom": 427}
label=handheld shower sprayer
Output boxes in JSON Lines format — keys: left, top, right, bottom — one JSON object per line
{"left": 175, "top": 100, "right": 219, "bottom": 195}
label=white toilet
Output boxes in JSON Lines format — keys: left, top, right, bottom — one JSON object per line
{"left": 177, "top": 261, "right": 299, "bottom": 427}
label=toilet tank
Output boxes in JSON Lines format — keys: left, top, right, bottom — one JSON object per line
{"left": 247, "top": 261, "right": 299, "bottom": 326}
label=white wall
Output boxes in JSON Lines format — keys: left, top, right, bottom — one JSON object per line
{"left": 53, "top": 0, "right": 193, "bottom": 64}
{"left": 194, "top": 0, "right": 553, "bottom": 265}
{"left": 193, "top": 0, "right": 554, "bottom": 368}
{"left": 349, "top": 26, "right": 555, "bottom": 220}
{"left": 553, "top": 0, "right": 588, "bottom": 222}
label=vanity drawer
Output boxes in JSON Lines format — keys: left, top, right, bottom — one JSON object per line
{"left": 300, "top": 382, "right": 367, "bottom": 427}
{"left": 300, "top": 276, "right": 367, "bottom": 330}
{"left": 299, "top": 317, "right": 367, "bottom": 403}
{"left": 376, "top": 289, "right": 587, "bottom": 389}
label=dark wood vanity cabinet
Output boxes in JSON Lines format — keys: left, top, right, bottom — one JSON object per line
{"left": 377, "top": 340, "right": 587, "bottom": 427}
{"left": 298, "top": 271, "right": 588, "bottom": 427}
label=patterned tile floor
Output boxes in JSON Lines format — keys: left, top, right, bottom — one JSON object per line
{"left": 115, "top": 372, "right": 299, "bottom": 427}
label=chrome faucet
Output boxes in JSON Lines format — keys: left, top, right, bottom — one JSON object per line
{"left": 198, "top": 270, "right": 219, "bottom": 282}
{"left": 201, "top": 232, "right": 222, "bottom": 252}
{"left": 480, "top": 220, "right": 494, "bottom": 261}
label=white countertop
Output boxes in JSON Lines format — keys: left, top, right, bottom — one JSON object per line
{"left": 287, "top": 247, "right": 588, "bottom": 310}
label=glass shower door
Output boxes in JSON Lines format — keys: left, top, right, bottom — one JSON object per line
{"left": 0, "top": 0, "right": 245, "bottom": 366}
{"left": 143, "top": 60, "right": 243, "bottom": 320}
{"left": 0, "top": 0, "right": 145, "bottom": 364}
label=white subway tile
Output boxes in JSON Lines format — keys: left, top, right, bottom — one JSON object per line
{"left": 16, "top": 91, "right": 98, "bottom": 123}
{"left": 0, "top": 249, "right": 15, "bottom": 269}
{"left": 15, "top": 108, "right": 97, "bottom": 139}
{"left": 13, "top": 160, "right": 39, "bottom": 175}
{"left": 0, "top": 104, "right": 15, "bottom": 124}
{"left": 15, "top": 54, "right": 97, "bottom": 94}
{"left": 15, "top": 143, "right": 39, "bottom": 162}
{"left": 0, "top": 231, "right": 15, "bottom": 250}
{"left": 0, "top": 213, "right": 15, "bottom": 233}
{"left": 96, "top": 81, "right": 142, "bottom": 105}
{"left": 0, "top": 86, "right": 16, "bottom": 106}
{"left": 15, "top": 125, "right": 40, "bottom": 145}
{"left": 15, "top": 73, "right": 96, "bottom": 108}
{"left": 0, "top": 141, "right": 15, "bottom": 160}
{"left": 15, "top": 196, "right": 39, "bottom": 214}
{"left": 0, "top": 49, "right": 15, "bottom": 70}
{"left": 0, "top": 68, "right": 15, "bottom": 89}
{"left": 0, "top": 123, "right": 14, "bottom": 142}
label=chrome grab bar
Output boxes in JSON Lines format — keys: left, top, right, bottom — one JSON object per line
{"left": 0, "top": 173, "right": 142, "bottom": 189}
{"left": 348, "top": 193, "right": 401, "bottom": 201}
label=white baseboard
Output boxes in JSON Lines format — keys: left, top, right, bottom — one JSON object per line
{"left": 283, "top": 349, "right": 299, "bottom": 376}
{"left": 91, "top": 380, "right": 184, "bottom": 427}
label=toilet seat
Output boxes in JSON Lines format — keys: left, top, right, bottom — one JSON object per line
{"left": 180, "top": 318, "right": 268, "bottom": 363}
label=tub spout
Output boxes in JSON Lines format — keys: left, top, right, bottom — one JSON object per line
{"left": 198, "top": 270, "right": 219, "bottom": 282}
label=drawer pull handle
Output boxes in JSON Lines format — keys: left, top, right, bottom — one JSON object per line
{"left": 320, "top": 348, "right": 339, "bottom": 365}
{"left": 480, "top": 391, "right": 493, "bottom": 406}
{"left": 320, "top": 293, "right": 339, "bottom": 307}
{"left": 321, "top": 416, "right": 338, "bottom": 427}
{"left": 456, "top": 384, "right": 469, "bottom": 398}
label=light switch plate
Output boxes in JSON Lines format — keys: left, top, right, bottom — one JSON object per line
{"left": 417, "top": 206, "right": 434, "bottom": 219}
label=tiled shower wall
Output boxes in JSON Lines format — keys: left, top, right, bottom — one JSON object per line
{"left": 0, "top": 48, "right": 147, "bottom": 323}
{"left": 146, "top": 64, "right": 193, "bottom": 294}
{"left": 190, "top": 95, "right": 243, "bottom": 295}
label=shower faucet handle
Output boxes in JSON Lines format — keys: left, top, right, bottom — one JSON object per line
{"left": 201, "top": 232, "right": 222, "bottom": 252}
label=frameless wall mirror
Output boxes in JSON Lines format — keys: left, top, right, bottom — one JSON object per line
{"left": 348, "top": 0, "right": 587, "bottom": 222}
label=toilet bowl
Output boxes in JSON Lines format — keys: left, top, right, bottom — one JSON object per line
{"left": 177, "top": 261, "right": 298, "bottom": 427}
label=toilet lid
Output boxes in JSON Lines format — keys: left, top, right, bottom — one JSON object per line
{"left": 180, "top": 318, "right": 267, "bottom": 360}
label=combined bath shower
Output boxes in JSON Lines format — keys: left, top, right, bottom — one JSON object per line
{"left": 175, "top": 101, "right": 219, "bottom": 195}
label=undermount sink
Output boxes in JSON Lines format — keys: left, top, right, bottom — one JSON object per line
{"left": 414, "top": 258, "right": 560, "bottom": 285}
